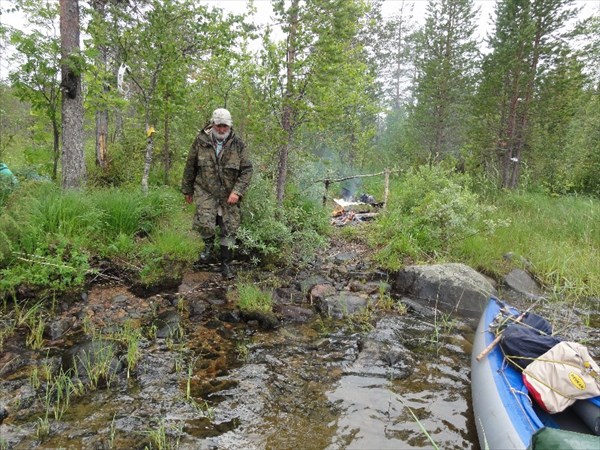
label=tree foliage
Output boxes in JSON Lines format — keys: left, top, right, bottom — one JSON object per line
{"left": 410, "top": 0, "right": 480, "bottom": 164}
{"left": 1, "top": 0, "right": 598, "bottom": 200}
{"left": 472, "top": 0, "right": 579, "bottom": 189}
{"left": 6, "top": 1, "right": 62, "bottom": 180}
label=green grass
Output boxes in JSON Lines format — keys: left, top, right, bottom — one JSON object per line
{"left": 236, "top": 283, "right": 273, "bottom": 313}
{"left": 0, "top": 184, "right": 198, "bottom": 297}
{"left": 451, "top": 191, "right": 600, "bottom": 300}
{"left": 362, "top": 166, "right": 598, "bottom": 302}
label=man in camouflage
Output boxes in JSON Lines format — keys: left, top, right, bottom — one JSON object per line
{"left": 181, "top": 108, "right": 253, "bottom": 278}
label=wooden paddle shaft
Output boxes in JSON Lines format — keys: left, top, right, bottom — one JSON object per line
{"left": 476, "top": 333, "right": 503, "bottom": 361}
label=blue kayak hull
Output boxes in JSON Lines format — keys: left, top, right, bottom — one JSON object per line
{"left": 471, "top": 297, "right": 543, "bottom": 449}
{"left": 471, "top": 297, "right": 600, "bottom": 449}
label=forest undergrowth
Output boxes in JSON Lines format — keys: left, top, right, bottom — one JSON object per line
{"left": 0, "top": 166, "right": 598, "bottom": 307}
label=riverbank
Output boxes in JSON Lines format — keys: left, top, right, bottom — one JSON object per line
{"left": 1, "top": 235, "right": 598, "bottom": 450}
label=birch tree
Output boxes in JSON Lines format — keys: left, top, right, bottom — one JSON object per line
{"left": 267, "top": 0, "right": 372, "bottom": 204}
{"left": 7, "top": 1, "right": 62, "bottom": 179}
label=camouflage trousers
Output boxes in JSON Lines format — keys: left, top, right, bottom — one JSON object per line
{"left": 192, "top": 189, "right": 240, "bottom": 246}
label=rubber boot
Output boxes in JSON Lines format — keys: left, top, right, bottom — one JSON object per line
{"left": 193, "top": 237, "right": 214, "bottom": 268}
{"left": 220, "top": 245, "right": 234, "bottom": 279}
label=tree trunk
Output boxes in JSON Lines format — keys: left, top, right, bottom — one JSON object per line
{"left": 141, "top": 121, "right": 154, "bottom": 195}
{"left": 60, "top": 0, "right": 86, "bottom": 189}
{"left": 501, "top": 41, "right": 526, "bottom": 189}
{"left": 96, "top": 108, "right": 109, "bottom": 169}
{"left": 92, "top": 0, "right": 109, "bottom": 169}
{"left": 113, "top": 109, "right": 124, "bottom": 144}
{"left": 162, "top": 89, "right": 172, "bottom": 185}
{"left": 52, "top": 114, "right": 60, "bottom": 181}
{"left": 276, "top": 0, "right": 299, "bottom": 206}
{"left": 393, "top": 7, "right": 407, "bottom": 110}
{"left": 508, "top": 28, "right": 542, "bottom": 189}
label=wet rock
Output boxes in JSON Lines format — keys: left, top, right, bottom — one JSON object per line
{"left": 0, "top": 351, "right": 27, "bottom": 379}
{"left": 273, "top": 287, "right": 305, "bottom": 305}
{"left": 240, "top": 310, "right": 279, "bottom": 330}
{"left": 394, "top": 263, "right": 496, "bottom": 318}
{"left": 62, "top": 339, "right": 122, "bottom": 382}
{"left": 206, "top": 291, "right": 228, "bottom": 306}
{"left": 504, "top": 268, "right": 544, "bottom": 299}
{"left": 332, "top": 251, "right": 357, "bottom": 263}
{"left": 331, "top": 265, "right": 349, "bottom": 279}
{"left": 219, "top": 310, "right": 241, "bottom": 323}
{"left": 348, "top": 280, "right": 388, "bottom": 295}
{"left": 273, "top": 305, "right": 315, "bottom": 323}
{"left": 297, "top": 275, "right": 331, "bottom": 295}
{"left": 154, "top": 310, "right": 182, "bottom": 339}
{"left": 309, "top": 283, "right": 336, "bottom": 303}
{"left": 345, "top": 316, "right": 414, "bottom": 380}
{"left": 188, "top": 298, "right": 209, "bottom": 316}
{"left": 8, "top": 383, "right": 37, "bottom": 411}
{"left": 0, "top": 405, "right": 8, "bottom": 424}
{"left": 317, "top": 293, "right": 369, "bottom": 319}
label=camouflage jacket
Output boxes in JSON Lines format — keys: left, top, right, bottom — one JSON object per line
{"left": 181, "top": 126, "right": 253, "bottom": 202}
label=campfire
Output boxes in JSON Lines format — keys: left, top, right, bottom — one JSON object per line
{"left": 331, "top": 194, "right": 381, "bottom": 226}
{"left": 319, "top": 168, "right": 393, "bottom": 226}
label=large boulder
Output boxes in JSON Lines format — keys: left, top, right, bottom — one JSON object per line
{"left": 393, "top": 263, "right": 496, "bottom": 318}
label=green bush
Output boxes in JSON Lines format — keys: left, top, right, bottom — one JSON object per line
{"left": 0, "top": 236, "right": 89, "bottom": 296}
{"left": 237, "top": 174, "right": 329, "bottom": 266}
{"left": 372, "top": 165, "right": 499, "bottom": 269}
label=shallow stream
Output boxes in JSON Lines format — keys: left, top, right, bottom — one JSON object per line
{"left": 1, "top": 258, "right": 598, "bottom": 450}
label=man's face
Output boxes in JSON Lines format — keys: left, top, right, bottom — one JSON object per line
{"left": 213, "top": 123, "right": 230, "bottom": 140}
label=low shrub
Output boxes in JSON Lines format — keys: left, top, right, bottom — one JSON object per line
{"left": 237, "top": 174, "right": 329, "bottom": 266}
{"left": 371, "top": 165, "right": 502, "bottom": 269}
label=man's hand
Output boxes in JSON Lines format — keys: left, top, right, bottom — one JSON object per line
{"left": 227, "top": 192, "right": 240, "bottom": 205}
{"left": 184, "top": 194, "right": 193, "bottom": 204}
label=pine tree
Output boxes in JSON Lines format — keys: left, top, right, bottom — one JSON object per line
{"left": 475, "top": 0, "right": 578, "bottom": 189}
{"left": 410, "top": 0, "right": 480, "bottom": 163}
{"left": 60, "top": 0, "right": 86, "bottom": 189}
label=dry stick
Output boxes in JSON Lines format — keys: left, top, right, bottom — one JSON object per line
{"left": 314, "top": 169, "right": 400, "bottom": 185}
{"left": 317, "top": 169, "right": 401, "bottom": 206}
{"left": 476, "top": 297, "right": 545, "bottom": 361}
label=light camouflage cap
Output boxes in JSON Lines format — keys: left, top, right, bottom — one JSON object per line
{"left": 211, "top": 108, "right": 232, "bottom": 127}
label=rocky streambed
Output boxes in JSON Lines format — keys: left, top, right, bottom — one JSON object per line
{"left": 1, "top": 240, "right": 598, "bottom": 450}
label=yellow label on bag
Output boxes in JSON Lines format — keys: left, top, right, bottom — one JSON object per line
{"left": 568, "top": 372, "right": 586, "bottom": 390}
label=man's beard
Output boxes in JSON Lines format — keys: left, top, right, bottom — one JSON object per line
{"left": 212, "top": 128, "right": 231, "bottom": 141}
